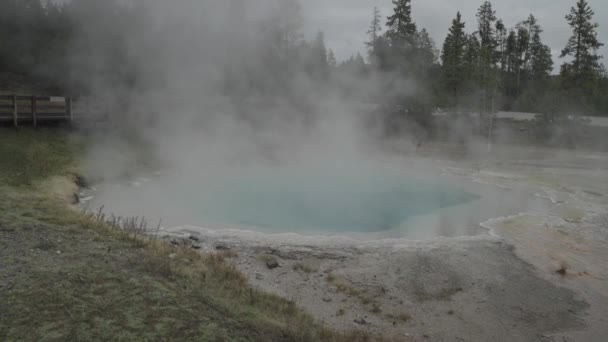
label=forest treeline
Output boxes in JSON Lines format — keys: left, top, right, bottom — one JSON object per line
{"left": 352, "top": 0, "right": 607, "bottom": 118}
{"left": 0, "top": 0, "right": 606, "bottom": 119}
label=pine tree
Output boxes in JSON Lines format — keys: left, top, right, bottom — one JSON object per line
{"left": 354, "top": 52, "right": 366, "bottom": 67}
{"left": 327, "top": 49, "right": 337, "bottom": 68}
{"left": 415, "top": 29, "right": 437, "bottom": 70}
{"left": 527, "top": 15, "right": 553, "bottom": 80}
{"left": 477, "top": 1, "right": 497, "bottom": 50}
{"left": 476, "top": 1, "right": 499, "bottom": 114}
{"left": 441, "top": 12, "right": 467, "bottom": 109}
{"left": 516, "top": 15, "right": 554, "bottom": 112}
{"left": 366, "top": 6, "right": 382, "bottom": 57}
{"left": 311, "top": 31, "right": 329, "bottom": 78}
{"left": 505, "top": 30, "right": 517, "bottom": 75}
{"left": 503, "top": 28, "right": 528, "bottom": 103}
{"left": 559, "top": 0, "right": 604, "bottom": 115}
{"left": 372, "top": 36, "right": 392, "bottom": 71}
{"left": 463, "top": 34, "right": 481, "bottom": 83}
{"left": 560, "top": 0, "right": 604, "bottom": 85}
{"left": 274, "top": 0, "right": 304, "bottom": 63}
{"left": 386, "top": 0, "right": 417, "bottom": 50}
{"left": 495, "top": 19, "right": 507, "bottom": 74}
{"left": 514, "top": 25, "right": 530, "bottom": 97}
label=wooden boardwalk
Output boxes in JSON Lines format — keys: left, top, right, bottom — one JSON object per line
{"left": 0, "top": 94, "right": 108, "bottom": 126}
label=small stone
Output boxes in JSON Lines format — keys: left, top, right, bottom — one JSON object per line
{"left": 255, "top": 273, "right": 264, "bottom": 280}
{"left": 322, "top": 298, "right": 333, "bottom": 303}
{"left": 56, "top": 251, "right": 62, "bottom": 254}
{"left": 266, "top": 260, "right": 279, "bottom": 269}
{"left": 169, "top": 253, "right": 177, "bottom": 259}
{"left": 191, "top": 243, "right": 203, "bottom": 250}
{"left": 354, "top": 318, "right": 367, "bottom": 325}
{"left": 189, "top": 235, "right": 201, "bottom": 242}
{"left": 216, "top": 245, "right": 231, "bottom": 251}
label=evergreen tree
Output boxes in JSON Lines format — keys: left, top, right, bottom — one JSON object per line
{"left": 415, "top": 29, "right": 437, "bottom": 68}
{"left": 514, "top": 25, "right": 530, "bottom": 97}
{"left": 386, "top": 0, "right": 417, "bottom": 45}
{"left": 386, "top": 0, "right": 418, "bottom": 69}
{"left": 475, "top": 1, "right": 499, "bottom": 114}
{"left": 526, "top": 15, "right": 553, "bottom": 80}
{"left": 440, "top": 12, "right": 467, "bottom": 109}
{"left": 372, "top": 36, "right": 392, "bottom": 71}
{"left": 560, "top": 0, "right": 604, "bottom": 102}
{"left": 477, "top": 1, "right": 497, "bottom": 50}
{"left": 366, "top": 6, "right": 382, "bottom": 60}
{"left": 310, "top": 31, "right": 329, "bottom": 78}
{"left": 338, "top": 53, "right": 366, "bottom": 76}
{"left": 462, "top": 34, "right": 481, "bottom": 109}
{"left": 327, "top": 49, "right": 337, "bottom": 68}
{"left": 516, "top": 15, "right": 554, "bottom": 112}
{"left": 269, "top": 0, "right": 303, "bottom": 65}
{"left": 495, "top": 19, "right": 507, "bottom": 75}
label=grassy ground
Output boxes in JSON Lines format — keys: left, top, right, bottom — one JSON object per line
{"left": 0, "top": 128, "right": 380, "bottom": 342}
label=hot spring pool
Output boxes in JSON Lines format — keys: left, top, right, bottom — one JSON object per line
{"left": 89, "top": 164, "right": 548, "bottom": 239}
{"left": 187, "top": 172, "right": 480, "bottom": 234}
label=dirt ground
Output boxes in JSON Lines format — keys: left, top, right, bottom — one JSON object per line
{"left": 159, "top": 145, "right": 608, "bottom": 341}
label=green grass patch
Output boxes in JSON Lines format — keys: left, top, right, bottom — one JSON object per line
{"left": 0, "top": 128, "right": 79, "bottom": 187}
{"left": 0, "top": 128, "right": 384, "bottom": 342}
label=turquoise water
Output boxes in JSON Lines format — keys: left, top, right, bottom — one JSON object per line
{"left": 187, "top": 168, "right": 480, "bottom": 234}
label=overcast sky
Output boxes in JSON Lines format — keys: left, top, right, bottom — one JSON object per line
{"left": 300, "top": 0, "right": 607, "bottom": 72}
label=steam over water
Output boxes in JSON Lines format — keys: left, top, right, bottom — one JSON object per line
{"left": 77, "top": 0, "right": 553, "bottom": 240}
{"left": 177, "top": 167, "right": 479, "bottom": 233}
{"left": 88, "top": 158, "right": 549, "bottom": 239}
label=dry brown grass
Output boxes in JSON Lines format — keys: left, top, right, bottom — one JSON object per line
{"left": 293, "top": 260, "right": 319, "bottom": 274}
{"left": 326, "top": 273, "right": 382, "bottom": 311}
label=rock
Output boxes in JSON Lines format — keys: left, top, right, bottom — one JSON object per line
{"left": 191, "top": 243, "right": 203, "bottom": 250}
{"left": 216, "top": 244, "right": 231, "bottom": 251}
{"left": 266, "top": 260, "right": 280, "bottom": 269}
{"left": 170, "top": 238, "right": 193, "bottom": 247}
{"left": 189, "top": 235, "right": 201, "bottom": 242}
{"left": 322, "top": 297, "right": 333, "bottom": 303}
{"left": 255, "top": 273, "right": 264, "bottom": 280}
{"left": 354, "top": 318, "right": 368, "bottom": 325}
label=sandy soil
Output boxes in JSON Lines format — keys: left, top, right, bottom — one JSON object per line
{"left": 148, "top": 146, "right": 608, "bottom": 341}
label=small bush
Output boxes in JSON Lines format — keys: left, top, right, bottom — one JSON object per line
{"left": 293, "top": 261, "right": 318, "bottom": 274}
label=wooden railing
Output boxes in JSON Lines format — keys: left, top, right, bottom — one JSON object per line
{"left": 0, "top": 94, "right": 108, "bottom": 126}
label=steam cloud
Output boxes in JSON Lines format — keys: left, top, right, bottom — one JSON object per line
{"left": 77, "top": 0, "right": 547, "bottom": 237}
{"left": 77, "top": 0, "right": 406, "bottom": 181}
